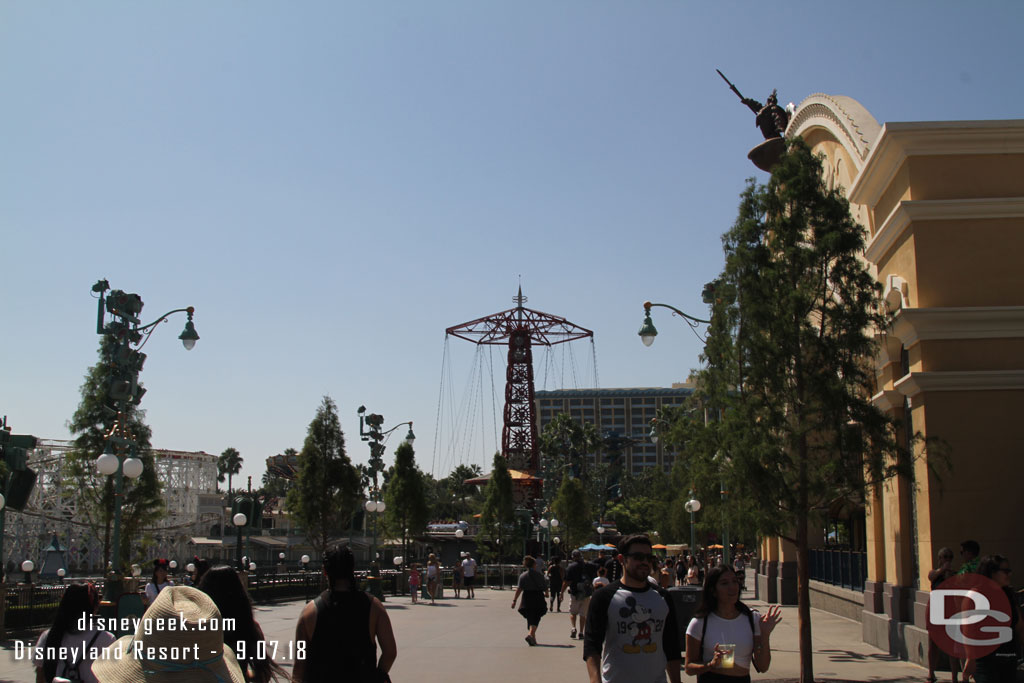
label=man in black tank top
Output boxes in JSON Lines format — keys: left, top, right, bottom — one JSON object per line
{"left": 293, "top": 545, "right": 397, "bottom": 682}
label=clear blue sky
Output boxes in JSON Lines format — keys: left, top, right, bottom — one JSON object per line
{"left": 3, "top": 2, "right": 1021, "bottom": 487}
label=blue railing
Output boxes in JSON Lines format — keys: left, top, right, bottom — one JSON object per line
{"left": 809, "top": 548, "right": 867, "bottom": 591}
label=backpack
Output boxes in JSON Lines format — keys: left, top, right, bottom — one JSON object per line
{"left": 567, "top": 562, "right": 593, "bottom": 598}
{"left": 61, "top": 631, "right": 101, "bottom": 682}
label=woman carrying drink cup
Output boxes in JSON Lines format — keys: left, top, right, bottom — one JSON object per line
{"left": 684, "top": 565, "right": 781, "bottom": 681}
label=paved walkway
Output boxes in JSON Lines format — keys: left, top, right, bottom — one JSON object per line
{"left": 0, "top": 582, "right": 931, "bottom": 682}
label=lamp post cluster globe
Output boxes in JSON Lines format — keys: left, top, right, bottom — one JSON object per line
{"left": 96, "top": 453, "right": 119, "bottom": 476}
{"left": 122, "top": 458, "right": 144, "bottom": 479}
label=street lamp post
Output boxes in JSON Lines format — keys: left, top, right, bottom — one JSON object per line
{"left": 637, "top": 300, "right": 711, "bottom": 347}
{"left": 90, "top": 280, "right": 198, "bottom": 579}
{"left": 358, "top": 407, "right": 415, "bottom": 566}
{"left": 538, "top": 515, "right": 559, "bottom": 559}
{"left": 301, "top": 554, "right": 311, "bottom": 601}
{"left": 364, "top": 499, "right": 386, "bottom": 571}
{"left": 684, "top": 493, "right": 701, "bottom": 557}
{"left": 233, "top": 513, "right": 247, "bottom": 570}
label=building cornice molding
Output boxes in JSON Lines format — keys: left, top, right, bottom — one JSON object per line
{"left": 871, "top": 389, "right": 904, "bottom": 412}
{"left": 891, "top": 306, "right": 1024, "bottom": 347}
{"left": 849, "top": 120, "right": 1024, "bottom": 207}
{"left": 894, "top": 370, "right": 1024, "bottom": 398}
{"left": 866, "top": 197, "right": 1024, "bottom": 263}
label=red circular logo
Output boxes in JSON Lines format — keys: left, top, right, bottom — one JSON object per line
{"left": 927, "top": 573, "right": 1012, "bottom": 660}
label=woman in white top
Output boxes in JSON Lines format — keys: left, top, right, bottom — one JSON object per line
{"left": 592, "top": 565, "right": 610, "bottom": 591}
{"left": 684, "top": 565, "right": 781, "bottom": 681}
{"left": 35, "top": 582, "right": 115, "bottom": 683}
{"left": 686, "top": 555, "right": 702, "bottom": 585}
{"left": 143, "top": 558, "right": 173, "bottom": 606}
{"left": 425, "top": 554, "right": 440, "bottom": 605}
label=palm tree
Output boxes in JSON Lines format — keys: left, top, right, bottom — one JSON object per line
{"left": 218, "top": 447, "right": 243, "bottom": 494}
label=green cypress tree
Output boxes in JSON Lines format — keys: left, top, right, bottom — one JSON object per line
{"left": 696, "top": 139, "right": 916, "bottom": 682}
{"left": 478, "top": 453, "right": 514, "bottom": 561}
{"left": 66, "top": 333, "right": 163, "bottom": 571}
{"left": 285, "top": 396, "right": 360, "bottom": 563}
{"left": 383, "top": 441, "right": 429, "bottom": 566}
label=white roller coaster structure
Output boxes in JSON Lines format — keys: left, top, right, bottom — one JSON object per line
{"left": 3, "top": 439, "right": 221, "bottom": 577}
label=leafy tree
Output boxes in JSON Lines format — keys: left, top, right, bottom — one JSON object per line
{"left": 285, "top": 396, "right": 360, "bottom": 563}
{"left": 66, "top": 334, "right": 163, "bottom": 570}
{"left": 443, "top": 463, "right": 483, "bottom": 519}
{"left": 582, "top": 462, "right": 610, "bottom": 525}
{"left": 478, "top": 453, "right": 514, "bottom": 561}
{"left": 217, "top": 447, "right": 243, "bottom": 494}
{"left": 383, "top": 441, "right": 430, "bottom": 565}
{"left": 694, "top": 139, "right": 913, "bottom": 682}
{"left": 551, "top": 474, "right": 589, "bottom": 550}
{"left": 661, "top": 403, "right": 763, "bottom": 553}
{"left": 538, "top": 413, "right": 600, "bottom": 502}
{"left": 604, "top": 467, "right": 674, "bottom": 537}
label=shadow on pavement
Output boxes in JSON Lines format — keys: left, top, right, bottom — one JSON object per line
{"left": 818, "top": 648, "right": 905, "bottom": 663}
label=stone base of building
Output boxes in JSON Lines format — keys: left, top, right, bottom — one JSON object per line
{"left": 755, "top": 562, "right": 798, "bottom": 605}
{"left": 808, "top": 579, "right": 863, "bottom": 622}
{"left": 862, "top": 610, "right": 930, "bottom": 666}
{"left": 860, "top": 580, "right": 927, "bottom": 666}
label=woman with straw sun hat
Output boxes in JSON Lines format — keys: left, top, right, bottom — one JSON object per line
{"left": 92, "top": 585, "right": 246, "bottom": 683}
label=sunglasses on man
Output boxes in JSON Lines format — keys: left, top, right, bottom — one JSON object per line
{"left": 624, "top": 552, "right": 658, "bottom": 563}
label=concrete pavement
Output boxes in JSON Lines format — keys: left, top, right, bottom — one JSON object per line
{"left": 0, "top": 581, "right": 932, "bottom": 682}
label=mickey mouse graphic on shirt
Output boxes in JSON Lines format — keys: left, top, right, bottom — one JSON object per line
{"left": 619, "top": 595, "right": 658, "bottom": 654}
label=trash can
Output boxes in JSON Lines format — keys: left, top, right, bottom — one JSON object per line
{"left": 667, "top": 586, "right": 703, "bottom": 647}
{"left": 365, "top": 575, "right": 384, "bottom": 602}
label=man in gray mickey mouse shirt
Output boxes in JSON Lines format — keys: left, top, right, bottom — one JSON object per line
{"left": 583, "top": 534, "right": 682, "bottom": 683}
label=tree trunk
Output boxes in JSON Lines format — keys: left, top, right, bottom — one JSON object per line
{"left": 797, "top": 434, "right": 814, "bottom": 683}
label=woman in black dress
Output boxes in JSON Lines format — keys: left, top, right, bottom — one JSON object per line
{"left": 511, "top": 555, "right": 548, "bottom": 646}
{"left": 547, "top": 557, "right": 564, "bottom": 612}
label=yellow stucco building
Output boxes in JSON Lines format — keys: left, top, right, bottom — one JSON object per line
{"left": 753, "top": 94, "right": 1024, "bottom": 664}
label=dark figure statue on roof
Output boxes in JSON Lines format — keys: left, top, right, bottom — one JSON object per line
{"left": 743, "top": 89, "right": 790, "bottom": 140}
{"left": 717, "top": 70, "right": 790, "bottom": 139}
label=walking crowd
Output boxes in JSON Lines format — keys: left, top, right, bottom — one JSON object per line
{"left": 26, "top": 536, "right": 1020, "bottom": 683}
{"left": 926, "top": 539, "right": 1024, "bottom": 683}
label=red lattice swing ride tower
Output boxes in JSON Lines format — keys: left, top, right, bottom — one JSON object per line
{"left": 446, "top": 288, "right": 593, "bottom": 505}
